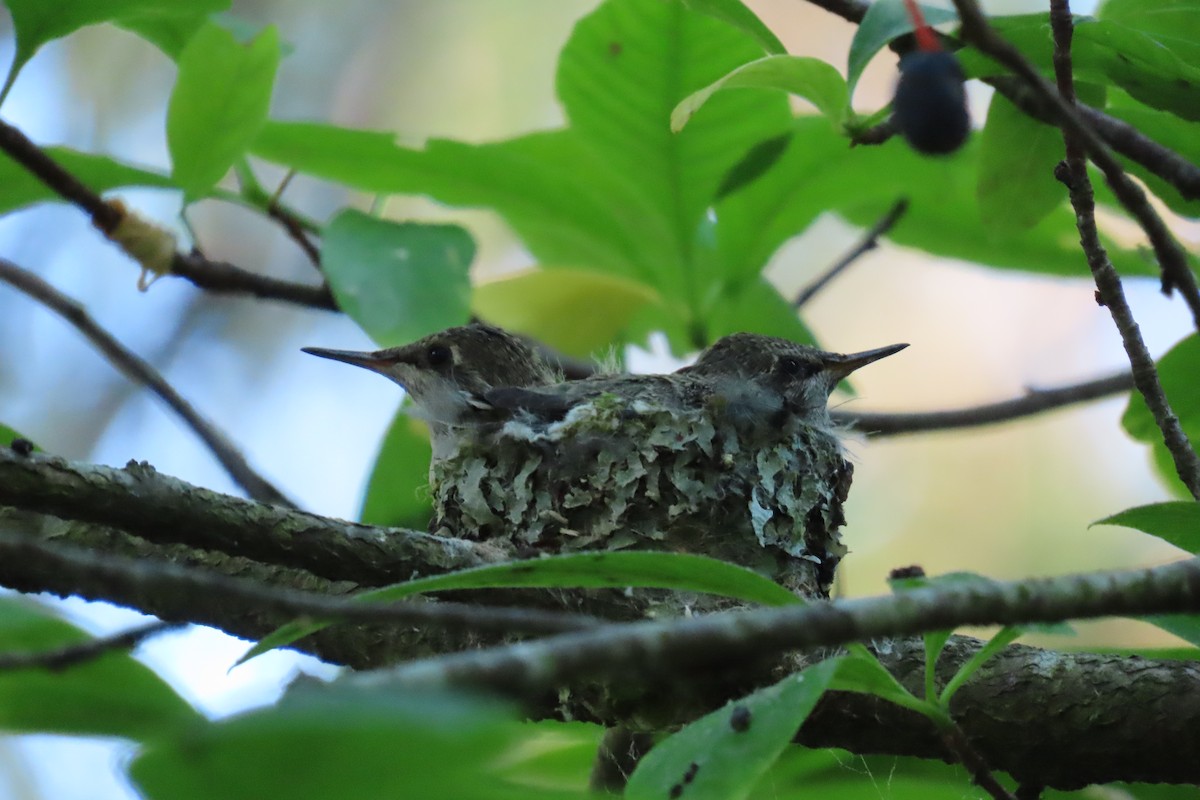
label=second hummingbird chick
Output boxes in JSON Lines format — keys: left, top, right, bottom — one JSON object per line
{"left": 302, "top": 323, "right": 559, "bottom": 457}
{"left": 682, "top": 333, "right": 908, "bottom": 426}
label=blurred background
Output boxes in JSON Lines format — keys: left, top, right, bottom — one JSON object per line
{"left": 0, "top": 0, "right": 1193, "bottom": 797}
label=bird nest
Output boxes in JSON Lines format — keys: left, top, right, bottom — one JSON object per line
{"left": 429, "top": 392, "right": 852, "bottom": 602}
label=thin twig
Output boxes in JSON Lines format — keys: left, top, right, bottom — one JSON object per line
{"left": 1043, "top": 0, "right": 1200, "bottom": 499}
{"left": 949, "top": 0, "right": 1200, "bottom": 332}
{"left": 0, "top": 621, "right": 180, "bottom": 672}
{"left": 266, "top": 171, "right": 322, "bottom": 268}
{"left": 0, "top": 532, "right": 601, "bottom": 637}
{"left": 795, "top": 198, "right": 908, "bottom": 308}
{"left": 849, "top": 118, "right": 897, "bottom": 147}
{"left": 0, "top": 117, "right": 336, "bottom": 311}
{"left": 836, "top": 369, "right": 1134, "bottom": 437}
{"left": 940, "top": 723, "right": 1017, "bottom": 800}
{"left": 0, "top": 258, "right": 297, "bottom": 508}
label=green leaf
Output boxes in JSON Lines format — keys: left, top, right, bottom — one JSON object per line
{"left": 939, "top": 626, "right": 1022, "bottom": 706}
{"left": 0, "top": 0, "right": 228, "bottom": 102}
{"left": 556, "top": 0, "right": 793, "bottom": 299}
{"left": 0, "top": 425, "right": 38, "bottom": 451}
{"left": 847, "top": 0, "right": 959, "bottom": 93}
{"left": 703, "top": 278, "right": 815, "bottom": 346}
{"left": 115, "top": 3, "right": 230, "bottom": 60}
{"left": 358, "top": 410, "right": 433, "bottom": 529}
{"left": 1099, "top": 0, "right": 1200, "bottom": 66}
{"left": 321, "top": 210, "right": 474, "bottom": 347}
{"left": 1141, "top": 613, "right": 1200, "bottom": 648}
{"left": 0, "top": 147, "right": 175, "bottom": 215}
{"left": 0, "top": 597, "right": 199, "bottom": 739}
{"left": 1122, "top": 334, "right": 1200, "bottom": 493}
{"left": 626, "top": 660, "right": 842, "bottom": 800}
{"left": 976, "top": 93, "right": 1066, "bottom": 232}
{"left": 472, "top": 268, "right": 660, "bottom": 358}
{"left": 167, "top": 22, "right": 279, "bottom": 200}
{"left": 671, "top": 55, "right": 850, "bottom": 133}
{"left": 678, "top": 0, "right": 786, "bottom": 56}
{"left": 239, "top": 552, "right": 800, "bottom": 664}
{"left": 131, "top": 683, "right": 575, "bottom": 800}
{"left": 831, "top": 645, "right": 930, "bottom": 716}
{"left": 1093, "top": 501, "right": 1200, "bottom": 553}
{"left": 253, "top": 125, "right": 656, "bottom": 284}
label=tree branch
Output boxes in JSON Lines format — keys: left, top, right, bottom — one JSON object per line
{"left": 2, "top": 456, "right": 1199, "bottom": 787}
{"left": 381, "top": 558, "right": 1200, "bottom": 694}
{"left": 1039, "top": 1, "right": 1200, "bottom": 499}
{"left": 0, "top": 620, "right": 180, "bottom": 672}
{"left": 0, "top": 257, "right": 296, "bottom": 507}
{"left": 0, "top": 531, "right": 599, "bottom": 637}
{"left": 0, "top": 117, "right": 337, "bottom": 310}
{"left": 836, "top": 369, "right": 1134, "bottom": 436}
{"left": 0, "top": 447, "right": 502, "bottom": 586}
{"left": 794, "top": 198, "right": 909, "bottom": 308}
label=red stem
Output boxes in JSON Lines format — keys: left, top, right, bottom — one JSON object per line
{"left": 902, "top": 0, "right": 942, "bottom": 52}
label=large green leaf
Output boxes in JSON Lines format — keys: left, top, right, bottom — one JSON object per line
{"left": 320, "top": 210, "right": 474, "bottom": 347}
{"left": 672, "top": 56, "right": 850, "bottom": 133}
{"left": 556, "top": 0, "right": 793, "bottom": 300}
{"left": 472, "top": 268, "right": 660, "bottom": 358}
{"left": 253, "top": 124, "right": 657, "bottom": 284}
{"left": 976, "top": 93, "right": 1066, "bottom": 232}
{"left": 847, "top": 0, "right": 959, "bottom": 93}
{"left": 167, "top": 22, "right": 279, "bottom": 200}
{"left": 0, "top": 597, "right": 199, "bottom": 739}
{"left": 239, "top": 551, "right": 801, "bottom": 664}
{"left": 626, "top": 660, "right": 841, "bottom": 800}
{"left": 1094, "top": 501, "right": 1200, "bottom": 553}
{"left": 131, "top": 683, "right": 575, "bottom": 800}
{"left": 358, "top": 410, "right": 433, "bottom": 530}
{"left": 0, "top": 147, "right": 175, "bottom": 215}
{"left": 1122, "top": 334, "right": 1200, "bottom": 494}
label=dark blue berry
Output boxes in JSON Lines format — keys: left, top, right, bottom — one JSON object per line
{"left": 893, "top": 51, "right": 970, "bottom": 156}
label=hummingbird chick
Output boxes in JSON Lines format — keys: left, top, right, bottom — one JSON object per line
{"left": 302, "top": 323, "right": 559, "bottom": 458}
{"left": 682, "top": 334, "right": 908, "bottom": 425}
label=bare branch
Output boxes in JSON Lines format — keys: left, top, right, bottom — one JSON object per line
{"left": 1039, "top": 1, "right": 1200, "bottom": 499}
{"left": 0, "top": 258, "right": 296, "bottom": 507}
{"left": 794, "top": 198, "right": 909, "bottom": 308}
{"left": 0, "top": 621, "right": 180, "bottom": 672}
{"left": 837, "top": 369, "right": 1134, "bottom": 437}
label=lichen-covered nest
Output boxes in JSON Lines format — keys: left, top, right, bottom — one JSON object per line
{"left": 430, "top": 389, "right": 853, "bottom": 600}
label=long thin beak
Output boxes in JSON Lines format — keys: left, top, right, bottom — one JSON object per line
{"left": 825, "top": 343, "right": 908, "bottom": 381}
{"left": 301, "top": 347, "right": 403, "bottom": 375}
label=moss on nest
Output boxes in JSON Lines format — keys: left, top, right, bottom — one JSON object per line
{"left": 430, "top": 388, "right": 853, "bottom": 601}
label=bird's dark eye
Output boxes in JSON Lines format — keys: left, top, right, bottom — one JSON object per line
{"left": 426, "top": 344, "right": 453, "bottom": 368}
{"left": 778, "top": 357, "right": 815, "bottom": 378}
